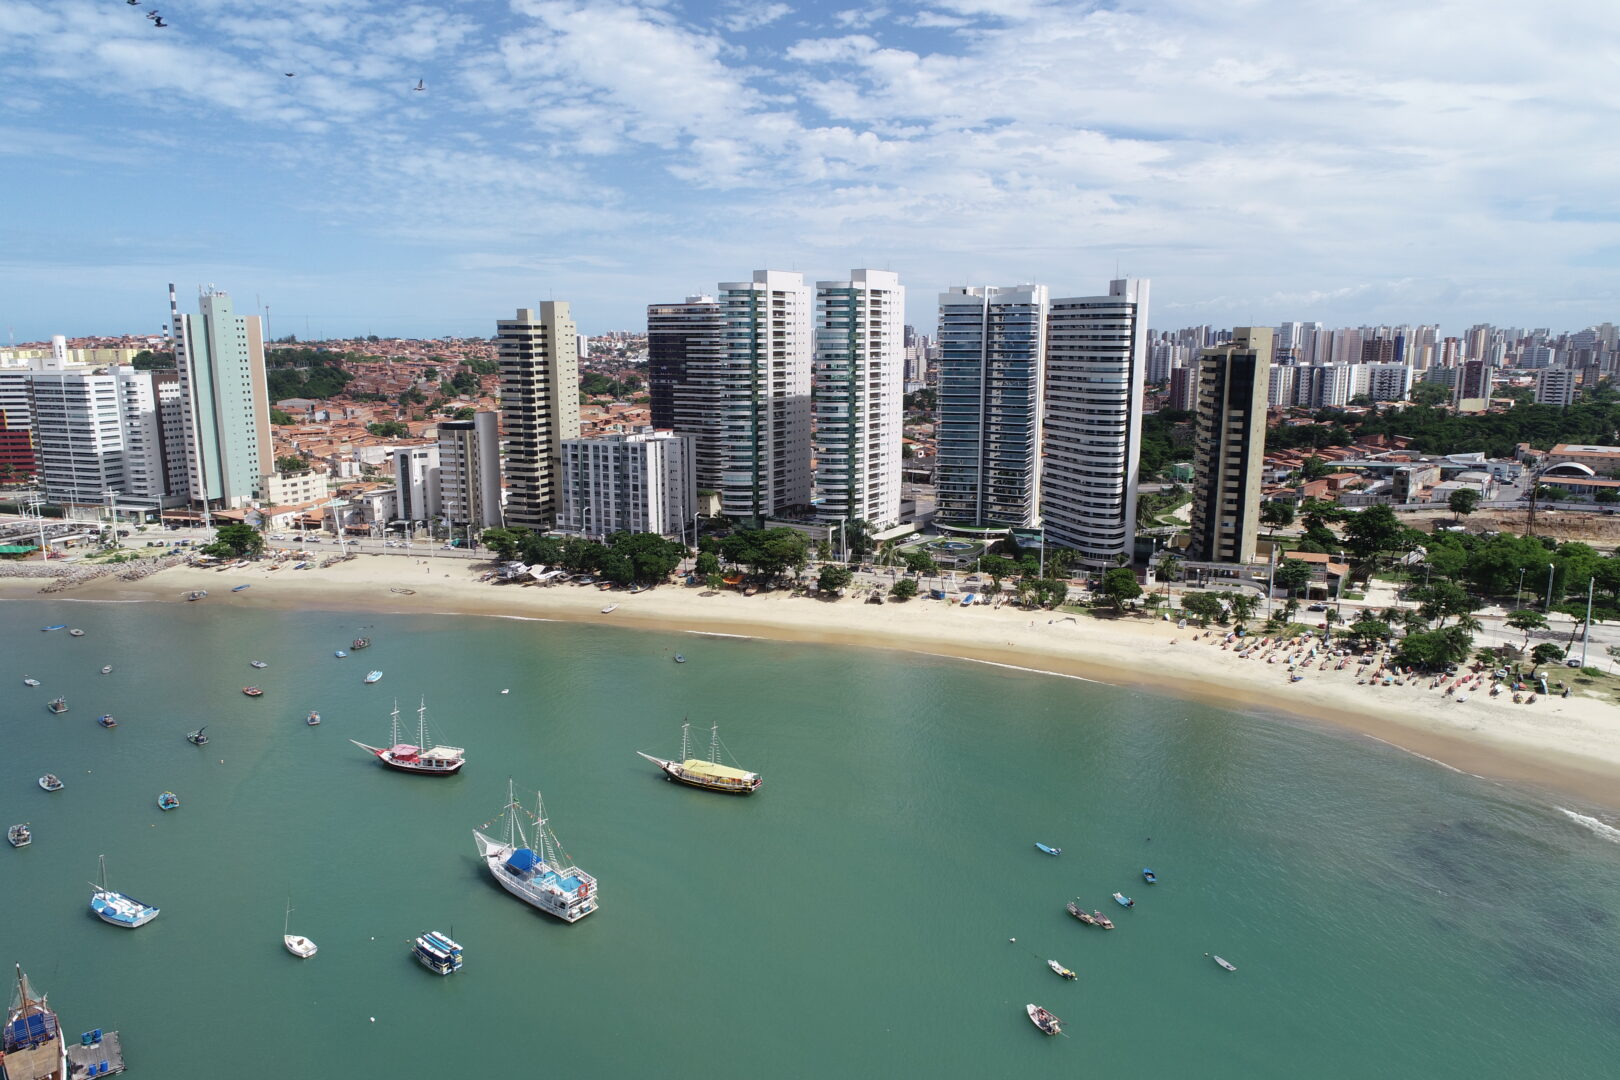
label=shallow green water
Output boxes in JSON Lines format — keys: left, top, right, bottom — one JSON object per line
{"left": 3, "top": 599, "right": 1619, "bottom": 1078}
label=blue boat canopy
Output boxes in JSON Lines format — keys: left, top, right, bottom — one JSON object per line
{"left": 505, "top": 848, "right": 542, "bottom": 873}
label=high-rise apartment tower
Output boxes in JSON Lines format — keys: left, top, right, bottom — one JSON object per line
{"left": 497, "top": 303, "right": 579, "bottom": 531}
{"left": 812, "top": 269, "right": 905, "bottom": 528}
{"left": 1188, "top": 327, "right": 1273, "bottom": 565}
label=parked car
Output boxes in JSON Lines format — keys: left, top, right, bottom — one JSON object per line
{"left": 1306, "top": 603, "right": 1327, "bottom": 611}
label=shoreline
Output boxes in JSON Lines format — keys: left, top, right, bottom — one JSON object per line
{"left": 8, "top": 556, "right": 1620, "bottom": 813}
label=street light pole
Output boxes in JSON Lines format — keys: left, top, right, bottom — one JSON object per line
{"left": 1544, "top": 562, "right": 1556, "bottom": 611}
{"left": 1517, "top": 567, "right": 1527, "bottom": 605}
{"left": 1581, "top": 575, "right": 1594, "bottom": 668}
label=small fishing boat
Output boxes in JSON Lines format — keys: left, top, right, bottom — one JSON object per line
{"left": 672, "top": 654, "right": 685, "bottom": 663}
{"left": 243, "top": 686, "right": 264, "bottom": 697}
{"left": 47, "top": 697, "right": 68, "bottom": 715}
{"left": 97, "top": 715, "right": 117, "bottom": 729}
{"left": 500, "top": 688, "right": 510, "bottom": 694}
{"left": 1212, "top": 955, "right": 1237, "bottom": 972}
{"left": 187, "top": 590, "right": 207, "bottom": 601}
{"left": 42, "top": 625, "right": 66, "bottom": 632}
{"left": 1065, "top": 901, "right": 1097, "bottom": 926}
{"left": 334, "top": 650, "right": 348, "bottom": 658}
{"left": 307, "top": 711, "right": 321, "bottom": 726}
{"left": 250, "top": 660, "right": 268, "bottom": 669}
{"left": 69, "top": 629, "right": 84, "bottom": 637}
{"left": 7, "top": 823, "right": 30, "bottom": 848}
{"left": 1092, "top": 910, "right": 1115, "bottom": 930}
{"left": 186, "top": 727, "right": 208, "bottom": 746}
{"left": 100, "top": 665, "right": 113, "bottom": 675}
{"left": 156, "top": 792, "right": 179, "bottom": 811}
{"left": 1143, "top": 868, "right": 1157, "bottom": 884}
{"left": 601, "top": 604, "right": 618, "bottom": 614}
{"left": 364, "top": 670, "right": 383, "bottom": 684}
{"left": 412, "top": 931, "right": 463, "bottom": 975}
{"left": 638, "top": 721, "right": 762, "bottom": 794}
{"left": 89, "top": 855, "right": 159, "bottom": 928}
{"left": 1047, "top": 960, "right": 1077, "bottom": 980}
{"left": 1026, "top": 1004, "right": 1062, "bottom": 1036}
{"left": 231, "top": 584, "right": 251, "bottom": 592}
{"left": 38, "top": 775, "right": 63, "bottom": 792}
{"left": 1035, "top": 842, "right": 1061, "bottom": 856}
{"left": 1113, "top": 892, "right": 1134, "bottom": 908}
{"left": 351, "top": 637, "right": 371, "bottom": 650}
{"left": 284, "top": 898, "right": 317, "bottom": 958}
{"left": 22, "top": 677, "right": 39, "bottom": 687}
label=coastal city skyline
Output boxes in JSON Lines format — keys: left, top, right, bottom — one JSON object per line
{"left": 3, "top": 1, "right": 1618, "bottom": 339}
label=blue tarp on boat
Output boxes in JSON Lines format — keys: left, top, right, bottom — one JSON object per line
{"left": 505, "top": 848, "right": 542, "bottom": 873}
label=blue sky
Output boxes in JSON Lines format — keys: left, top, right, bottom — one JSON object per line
{"left": 2, "top": 0, "right": 1617, "bottom": 341}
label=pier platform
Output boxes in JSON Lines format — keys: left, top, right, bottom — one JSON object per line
{"left": 65, "top": 1030, "right": 125, "bottom": 1077}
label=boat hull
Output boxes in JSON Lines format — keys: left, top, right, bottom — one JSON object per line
{"left": 91, "top": 892, "right": 159, "bottom": 928}
{"left": 638, "top": 753, "right": 761, "bottom": 794}
{"left": 284, "top": 935, "right": 318, "bottom": 958}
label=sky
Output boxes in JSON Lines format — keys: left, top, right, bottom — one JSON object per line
{"left": 2, "top": 0, "right": 1618, "bottom": 341}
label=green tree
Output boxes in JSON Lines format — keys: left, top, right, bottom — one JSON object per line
{"left": 1505, "top": 609, "right": 1547, "bottom": 647}
{"left": 604, "top": 531, "right": 686, "bottom": 585}
{"left": 367, "top": 420, "right": 410, "bottom": 438}
{"left": 1101, "top": 567, "right": 1143, "bottom": 611}
{"left": 1347, "top": 618, "right": 1391, "bottom": 646}
{"left": 1227, "top": 592, "right": 1259, "bottom": 627}
{"left": 1394, "top": 626, "right": 1474, "bottom": 669}
{"left": 1300, "top": 455, "right": 1331, "bottom": 480}
{"left": 1031, "top": 578, "right": 1069, "bottom": 608}
{"left": 204, "top": 523, "right": 265, "bottom": 559}
{"left": 1411, "top": 581, "right": 1481, "bottom": 627}
{"left": 977, "top": 554, "right": 1020, "bottom": 587}
{"left": 1180, "top": 592, "right": 1226, "bottom": 627}
{"left": 1342, "top": 504, "right": 1408, "bottom": 574}
{"left": 1531, "top": 642, "right": 1566, "bottom": 667}
{"left": 695, "top": 551, "right": 721, "bottom": 577}
{"left": 1597, "top": 487, "right": 1620, "bottom": 504}
{"left": 270, "top": 407, "right": 297, "bottom": 425}
{"left": 1260, "top": 501, "right": 1296, "bottom": 530}
{"left": 817, "top": 564, "right": 853, "bottom": 593}
{"left": 890, "top": 577, "right": 919, "bottom": 600}
{"left": 1409, "top": 382, "right": 1452, "bottom": 407}
{"left": 131, "top": 350, "right": 176, "bottom": 370}
{"left": 1448, "top": 488, "right": 1481, "bottom": 522}
{"left": 902, "top": 549, "right": 938, "bottom": 574}
{"left": 275, "top": 455, "right": 306, "bottom": 474}
{"left": 480, "top": 527, "right": 525, "bottom": 562}
{"left": 1275, "top": 557, "right": 1313, "bottom": 596}
{"left": 1045, "top": 547, "right": 1077, "bottom": 580}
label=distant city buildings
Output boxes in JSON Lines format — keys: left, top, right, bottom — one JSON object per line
{"left": 498, "top": 303, "right": 580, "bottom": 531}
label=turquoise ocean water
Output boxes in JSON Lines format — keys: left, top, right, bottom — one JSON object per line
{"left": 2, "top": 598, "right": 1619, "bottom": 1078}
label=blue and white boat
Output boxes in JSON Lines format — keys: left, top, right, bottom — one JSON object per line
{"left": 42, "top": 625, "right": 66, "bottom": 632}
{"left": 1142, "top": 868, "right": 1157, "bottom": 884}
{"left": 97, "top": 714, "right": 116, "bottom": 729}
{"left": 1112, "top": 891, "right": 1134, "bottom": 908}
{"left": 1035, "top": 843, "right": 1061, "bottom": 856}
{"left": 364, "top": 671, "right": 383, "bottom": 684}
{"left": 334, "top": 650, "right": 348, "bottom": 658}
{"left": 412, "top": 931, "right": 463, "bottom": 975}
{"left": 89, "top": 855, "right": 158, "bottom": 928}
{"left": 231, "top": 584, "right": 251, "bottom": 592}
{"left": 157, "top": 792, "right": 179, "bottom": 811}
{"left": 473, "top": 780, "right": 597, "bottom": 923}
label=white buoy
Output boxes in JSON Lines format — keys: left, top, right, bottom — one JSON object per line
{"left": 1009, "top": 937, "right": 1016, "bottom": 942}
{"left": 370, "top": 1017, "right": 375, "bottom": 1023}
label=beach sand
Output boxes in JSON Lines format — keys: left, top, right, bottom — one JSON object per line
{"left": 9, "top": 554, "right": 1620, "bottom": 810}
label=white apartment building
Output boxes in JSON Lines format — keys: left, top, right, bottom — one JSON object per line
{"left": 28, "top": 369, "right": 126, "bottom": 506}
{"left": 1267, "top": 364, "right": 1296, "bottom": 407}
{"left": 1353, "top": 362, "right": 1413, "bottom": 403}
{"left": 114, "top": 366, "right": 188, "bottom": 509}
{"left": 1536, "top": 367, "right": 1578, "bottom": 407}
{"left": 812, "top": 269, "right": 905, "bottom": 529}
{"left": 1041, "top": 278, "right": 1149, "bottom": 565}
{"left": 392, "top": 444, "right": 441, "bottom": 524}
{"left": 684, "top": 270, "right": 813, "bottom": 524}
{"left": 438, "top": 412, "right": 503, "bottom": 530}
{"left": 1293, "top": 364, "right": 1355, "bottom": 408}
{"left": 171, "top": 285, "right": 273, "bottom": 510}
{"left": 558, "top": 429, "right": 695, "bottom": 540}
{"left": 497, "top": 303, "right": 579, "bottom": 531}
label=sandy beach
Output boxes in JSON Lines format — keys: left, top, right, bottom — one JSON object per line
{"left": 8, "top": 554, "right": 1620, "bottom": 810}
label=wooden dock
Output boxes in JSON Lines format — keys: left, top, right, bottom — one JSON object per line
{"left": 65, "top": 1030, "right": 125, "bottom": 1077}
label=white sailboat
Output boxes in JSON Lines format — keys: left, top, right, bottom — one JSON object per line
{"left": 284, "top": 896, "right": 317, "bottom": 958}
{"left": 472, "top": 779, "right": 597, "bottom": 923}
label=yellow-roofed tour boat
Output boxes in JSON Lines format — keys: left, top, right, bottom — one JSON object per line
{"left": 638, "top": 721, "right": 762, "bottom": 795}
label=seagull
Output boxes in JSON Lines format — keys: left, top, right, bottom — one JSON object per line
{"left": 127, "top": 0, "right": 140, "bottom": 5}
{"left": 153, "top": 17, "right": 167, "bottom": 27}
{"left": 285, "top": 72, "right": 296, "bottom": 77}
{"left": 412, "top": 80, "right": 425, "bottom": 92}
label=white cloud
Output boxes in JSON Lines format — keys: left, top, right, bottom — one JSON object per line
{"left": 720, "top": 1, "right": 792, "bottom": 32}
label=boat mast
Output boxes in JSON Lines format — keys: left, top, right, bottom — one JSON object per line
{"left": 503, "top": 777, "right": 526, "bottom": 850}
{"left": 709, "top": 723, "right": 719, "bottom": 763}
{"left": 535, "top": 791, "right": 555, "bottom": 867}
{"left": 680, "top": 720, "right": 690, "bottom": 761}
{"left": 417, "top": 697, "right": 428, "bottom": 749}
{"left": 389, "top": 701, "right": 402, "bottom": 746}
